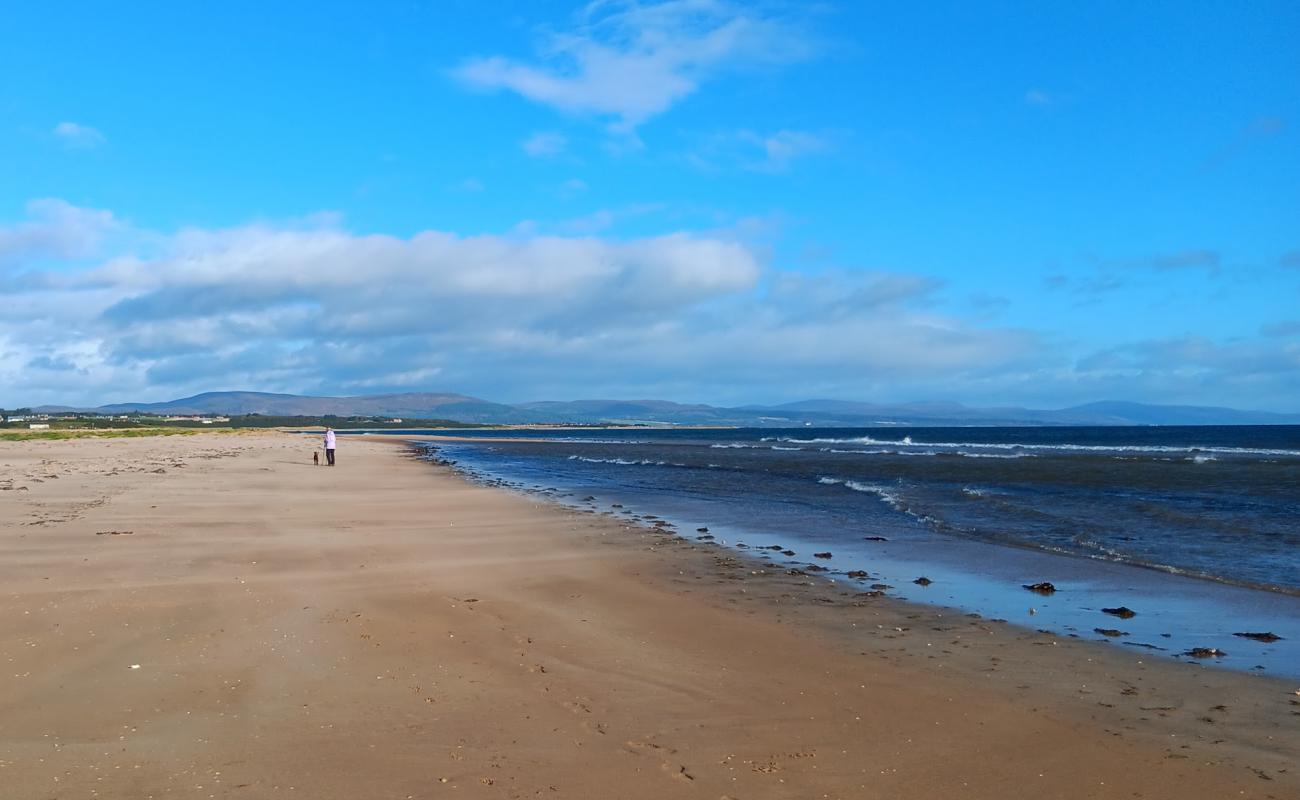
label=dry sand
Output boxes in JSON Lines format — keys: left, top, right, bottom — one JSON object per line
{"left": 1, "top": 432, "right": 1296, "bottom": 799}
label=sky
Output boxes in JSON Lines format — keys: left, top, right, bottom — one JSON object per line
{"left": 2, "top": 0, "right": 1298, "bottom": 411}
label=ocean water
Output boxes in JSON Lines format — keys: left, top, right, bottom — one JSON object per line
{"left": 385, "top": 426, "right": 1300, "bottom": 677}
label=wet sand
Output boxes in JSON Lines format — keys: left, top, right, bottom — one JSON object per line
{"left": 1, "top": 432, "right": 1296, "bottom": 799}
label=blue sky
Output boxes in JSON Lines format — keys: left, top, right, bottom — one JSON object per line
{"left": 2, "top": 0, "right": 1298, "bottom": 410}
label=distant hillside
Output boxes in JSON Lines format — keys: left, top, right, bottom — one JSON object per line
{"left": 32, "top": 391, "right": 1300, "bottom": 427}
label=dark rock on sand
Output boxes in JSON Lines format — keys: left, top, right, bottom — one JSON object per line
{"left": 913, "top": 577, "right": 933, "bottom": 586}
{"left": 1233, "top": 631, "right": 1283, "bottom": 643}
{"left": 1094, "top": 628, "right": 1128, "bottom": 638}
{"left": 696, "top": 527, "right": 709, "bottom": 533}
{"left": 846, "top": 570, "right": 869, "bottom": 579}
{"left": 763, "top": 545, "right": 784, "bottom": 551}
{"left": 862, "top": 536, "right": 889, "bottom": 542}
{"left": 1023, "top": 582, "right": 1057, "bottom": 595}
{"left": 871, "top": 583, "right": 892, "bottom": 591}
{"left": 1184, "top": 647, "right": 1227, "bottom": 658}
{"left": 1102, "top": 606, "right": 1137, "bottom": 619}
{"left": 805, "top": 564, "right": 829, "bottom": 573}
{"left": 781, "top": 549, "right": 796, "bottom": 556}
{"left": 813, "top": 552, "right": 832, "bottom": 559}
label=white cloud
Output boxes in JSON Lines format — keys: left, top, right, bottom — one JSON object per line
{"left": 522, "top": 131, "right": 568, "bottom": 156}
{"left": 0, "top": 198, "right": 117, "bottom": 267}
{"left": 740, "top": 129, "right": 826, "bottom": 171}
{"left": 453, "top": 0, "right": 816, "bottom": 130}
{"left": 52, "top": 121, "right": 106, "bottom": 148}
{"left": 0, "top": 200, "right": 1040, "bottom": 406}
{"left": 557, "top": 178, "right": 588, "bottom": 199}
{"left": 686, "top": 128, "right": 829, "bottom": 172}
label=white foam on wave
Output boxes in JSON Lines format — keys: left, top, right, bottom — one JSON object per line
{"left": 818, "top": 447, "right": 1033, "bottom": 459}
{"left": 957, "top": 451, "right": 1034, "bottom": 459}
{"left": 817, "top": 476, "right": 904, "bottom": 507}
{"left": 566, "top": 455, "right": 700, "bottom": 468}
{"left": 780, "top": 434, "right": 1299, "bottom": 457}
{"left": 566, "top": 455, "right": 668, "bottom": 466}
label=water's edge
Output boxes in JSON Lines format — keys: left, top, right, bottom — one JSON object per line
{"left": 409, "top": 440, "right": 1300, "bottom": 681}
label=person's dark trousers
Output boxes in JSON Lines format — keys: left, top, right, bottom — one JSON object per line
{"left": 326, "top": 448, "right": 336, "bottom": 466}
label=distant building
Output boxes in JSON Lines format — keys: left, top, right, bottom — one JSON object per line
{"left": 28, "top": 423, "right": 50, "bottom": 430}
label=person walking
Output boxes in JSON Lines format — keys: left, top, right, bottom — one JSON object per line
{"left": 323, "top": 427, "right": 337, "bottom": 466}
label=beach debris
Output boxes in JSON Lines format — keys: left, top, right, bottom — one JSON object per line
{"left": 1233, "top": 632, "right": 1283, "bottom": 643}
{"left": 95, "top": 530, "right": 134, "bottom": 536}
{"left": 1184, "top": 647, "right": 1227, "bottom": 658}
{"left": 913, "top": 576, "right": 933, "bottom": 586}
{"left": 129, "top": 664, "right": 141, "bottom": 670}
{"left": 862, "top": 536, "right": 889, "bottom": 542}
{"left": 813, "top": 551, "right": 833, "bottom": 559}
{"left": 1094, "top": 628, "right": 1128, "bottom": 638}
{"left": 1023, "top": 582, "right": 1057, "bottom": 595}
{"left": 846, "top": 570, "right": 870, "bottom": 579}
{"left": 1101, "top": 606, "right": 1137, "bottom": 619}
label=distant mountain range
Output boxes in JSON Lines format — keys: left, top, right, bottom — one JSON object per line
{"left": 33, "top": 391, "right": 1300, "bottom": 427}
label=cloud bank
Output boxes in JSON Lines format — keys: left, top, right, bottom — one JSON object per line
{"left": 1, "top": 200, "right": 1041, "bottom": 406}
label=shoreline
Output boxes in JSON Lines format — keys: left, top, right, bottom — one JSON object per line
{"left": 404, "top": 434, "right": 1300, "bottom": 679}
{"left": 2, "top": 432, "right": 1296, "bottom": 798}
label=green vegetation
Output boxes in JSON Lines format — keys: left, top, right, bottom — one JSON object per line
{"left": 168, "top": 414, "right": 486, "bottom": 429}
{"left": 0, "top": 427, "right": 206, "bottom": 441}
{"left": 0, "top": 411, "right": 491, "bottom": 435}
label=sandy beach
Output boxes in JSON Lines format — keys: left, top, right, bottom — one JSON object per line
{"left": 1, "top": 432, "right": 1296, "bottom": 799}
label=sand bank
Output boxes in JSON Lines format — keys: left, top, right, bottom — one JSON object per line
{"left": 1, "top": 433, "right": 1295, "bottom": 799}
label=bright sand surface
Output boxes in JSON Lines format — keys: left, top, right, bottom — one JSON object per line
{"left": 1, "top": 433, "right": 1296, "bottom": 799}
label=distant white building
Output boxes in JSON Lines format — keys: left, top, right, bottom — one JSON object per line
{"left": 28, "top": 423, "right": 50, "bottom": 430}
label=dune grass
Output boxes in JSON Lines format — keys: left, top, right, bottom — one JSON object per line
{"left": 0, "top": 427, "right": 209, "bottom": 441}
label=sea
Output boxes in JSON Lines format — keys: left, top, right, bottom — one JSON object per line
{"left": 357, "top": 425, "right": 1300, "bottom": 678}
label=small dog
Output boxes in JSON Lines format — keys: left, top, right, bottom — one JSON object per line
{"left": 313, "top": 451, "right": 320, "bottom": 466}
